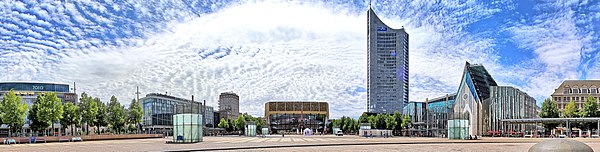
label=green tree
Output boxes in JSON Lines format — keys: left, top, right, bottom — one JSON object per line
{"left": 108, "top": 96, "right": 126, "bottom": 134}
{"left": 385, "top": 114, "right": 397, "bottom": 130}
{"left": 28, "top": 101, "right": 47, "bottom": 135}
{"left": 234, "top": 115, "right": 246, "bottom": 134}
{"left": 580, "top": 96, "right": 599, "bottom": 117}
{"left": 95, "top": 97, "right": 108, "bottom": 134}
{"left": 401, "top": 115, "right": 411, "bottom": 129}
{"left": 128, "top": 98, "right": 143, "bottom": 134}
{"left": 61, "top": 102, "right": 81, "bottom": 136}
{"left": 580, "top": 96, "right": 599, "bottom": 130}
{"left": 80, "top": 93, "right": 98, "bottom": 135}
{"left": 218, "top": 118, "right": 229, "bottom": 129}
{"left": 563, "top": 101, "right": 579, "bottom": 118}
{"left": 367, "top": 115, "right": 376, "bottom": 129}
{"left": 0, "top": 89, "right": 29, "bottom": 137}
{"left": 358, "top": 113, "right": 369, "bottom": 123}
{"left": 36, "top": 92, "right": 64, "bottom": 136}
{"left": 540, "top": 98, "right": 560, "bottom": 133}
{"left": 392, "top": 112, "right": 403, "bottom": 135}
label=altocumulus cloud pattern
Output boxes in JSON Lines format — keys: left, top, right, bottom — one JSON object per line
{"left": 0, "top": 0, "right": 599, "bottom": 118}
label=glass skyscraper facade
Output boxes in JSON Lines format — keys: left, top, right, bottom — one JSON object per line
{"left": 367, "top": 7, "right": 409, "bottom": 114}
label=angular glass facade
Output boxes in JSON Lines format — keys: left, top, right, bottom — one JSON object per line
{"left": 265, "top": 101, "right": 328, "bottom": 134}
{"left": 448, "top": 62, "right": 497, "bottom": 139}
{"left": 367, "top": 7, "right": 409, "bottom": 114}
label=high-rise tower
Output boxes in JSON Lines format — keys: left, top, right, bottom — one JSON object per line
{"left": 367, "top": 6, "right": 409, "bottom": 114}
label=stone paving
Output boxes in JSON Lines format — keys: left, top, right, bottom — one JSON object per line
{"left": 3, "top": 135, "right": 600, "bottom": 152}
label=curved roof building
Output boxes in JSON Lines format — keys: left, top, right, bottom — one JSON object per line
{"left": 367, "top": 6, "right": 410, "bottom": 114}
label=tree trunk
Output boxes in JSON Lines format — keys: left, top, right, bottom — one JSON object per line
{"left": 86, "top": 124, "right": 89, "bottom": 135}
{"left": 52, "top": 122, "right": 55, "bottom": 136}
{"left": 71, "top": 124, "right": 75, "bottom": 136}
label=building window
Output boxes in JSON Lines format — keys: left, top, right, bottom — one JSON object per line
{"left": 592, "top": 88, "right": 598, "bottom": 94}
{"left": 572, "top": 88, "right": 580, "bottom": 94}
{"left": 563, "top": 88, "right": 570, "bottom": 94}
{"left": 582, "top": 88, "right": 589, "bottom": 94}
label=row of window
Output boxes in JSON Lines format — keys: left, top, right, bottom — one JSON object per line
{"left": 563, "top": 88, "right": 599, "bottom": 94}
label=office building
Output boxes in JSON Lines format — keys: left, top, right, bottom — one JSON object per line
{"left": 551, "top": 80, "right": 600, "bottom": 112}
{"left": 218, "top": 92, "right": 239, "bottom": 120}
{"left": 488, "top": 86, "right": 539, "bottom": 135}
{"left": 264, "top": 101, "right": 329, "bottom": 134}
{"left": 366, "top": 6, "right": 409, "bottom": 114}
{"left": 141, "top": 93, "right": 202, "bottom": 135}
{"left": 0, "top": 82, "right": 77, "bottom": 136}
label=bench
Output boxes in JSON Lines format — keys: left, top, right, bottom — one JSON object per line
{"left": 17, "top": 138, "right": 30, "bottom": 144}
{"left": 36, "top": 137, "right": 47, "bottom": 143}
{"left": 59, "top": 136, "right": 71, "bottom": 142}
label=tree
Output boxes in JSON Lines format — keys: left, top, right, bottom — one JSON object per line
{"left": 385, "top": 114, "right": 397, "bottom": 130}
{"left": 36, "top": 92, "right": 64, "bottom": 136}
{"left": 61, "top": 102, "right": 81, "bottom": 136}
{"left": 367, "top": 115, "right": 376, "bottom": 129}
{"left": 393, "top": 112, "right": 403, "bottom": 135}
{"left": 540, "top": 98, "right": 560, "bottom": 133}
{"left": 580, "top": 96, "right": 599, "bottom": 130}
{"left": 401, "top": 115, "right": 411, "bottom": 129}
{"left": 128, "top": 98, "right": 143, "bottom": 134}
{"left": 80, "top": 93, "right": 98, "bottom": 135}
{"left": 108, "top": 96, "right": 126, "bottom": 134}
{"left": 95, "top": 97, "right": 108, "bottom": 134}
{"left": 234, "top": 115, "right": 246, "bottom": 134}
{"left": 0, "top": 89, "right": 29, "bottom": 137}
{"left": 28, "top": 101, "right": 47, "bottom": 135}
{"left": 563, "top": 101, "right": 579, "bottom": 118}
{"left": 580, "top": 96, "right": 599, "bottom": 117}
{"left": 358, "top": 113, "right": 369, "bottom": 123}
{"left": 218, "top": 118, "right": 229, "bottom": 129}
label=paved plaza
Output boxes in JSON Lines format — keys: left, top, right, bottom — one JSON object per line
{"left": 3, "top": 135, "right": 600, "bottom": 152}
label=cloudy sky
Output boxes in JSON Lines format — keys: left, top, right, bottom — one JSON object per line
{"left": 1, "top": 0, "right": 598, "bottom": 118}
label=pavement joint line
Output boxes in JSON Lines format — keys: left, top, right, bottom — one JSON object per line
{"left": 165, "top": 141, "right": 543, "bottom": 152}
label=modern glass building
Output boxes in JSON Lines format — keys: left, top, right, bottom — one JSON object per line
{"left": 0, "top": 82, "right": 77, "bottom": 136}
{"left": 367, "top": 6, "right": 409, "bottom": 114}
{"left": 264, "top": 101, "right": 329, "bottom": 134}
{"left": 488, "top": 86, "right": 538, "bottom": 135}
{"left": 141, "top": 93, "right": 202, "bottom": 135}
{"left": 448, "top": 62, "right": 498, "bottom": 139}
{"left": 425, "top": 94, "right": 457, "bottom": 137}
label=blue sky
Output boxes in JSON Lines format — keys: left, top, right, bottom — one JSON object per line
{"left": 0, "top": 0, "right": 599, "bottom": 118}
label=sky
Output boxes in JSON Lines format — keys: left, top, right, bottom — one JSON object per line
{"left": 0, "top": 0, "right": 599, "bottom": 118}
